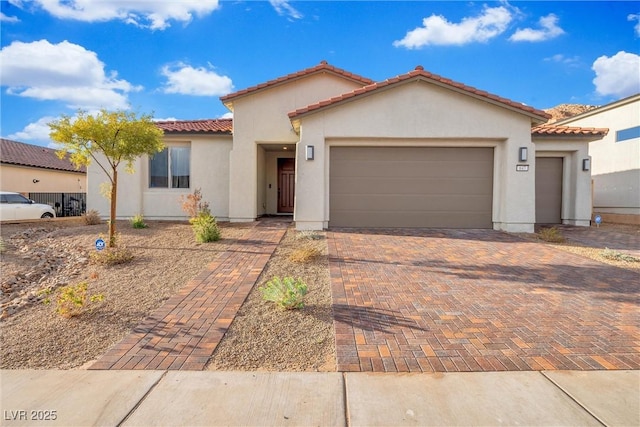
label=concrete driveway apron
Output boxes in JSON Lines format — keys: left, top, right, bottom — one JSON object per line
{"left": 328, "top": 228, "right": 640, "bottom": 372}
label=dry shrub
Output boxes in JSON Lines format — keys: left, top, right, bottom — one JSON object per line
{"left": 289, "top": 245, "right": 322, "bottom": 263}
{"left": 537, "top": 227, "right": 565, "bottom": 243}
{"left": 90, "top": 246, "right": 134, "bottom": 265}
{"left": 84, "top": 209, "right": 101, "bottom": 225}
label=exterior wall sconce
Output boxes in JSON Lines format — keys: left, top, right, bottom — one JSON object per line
{"left": 582, "top": 158, "right": 590, "bottom": 171}
{"left": 518, "top": 147, "right": 528, "bottom": 162}
{"left": 32, "top": 179, "right": 40, "bottom": 183}
{"left": 305, "top": 145, "right": 314, "bottom": 161}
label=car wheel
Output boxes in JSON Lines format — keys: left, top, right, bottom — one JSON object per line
{"left": 41, "top": 212, "right": 54, "bottom": 218}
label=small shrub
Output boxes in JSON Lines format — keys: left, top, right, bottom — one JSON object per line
{"left": 43, "top": 282, "right": 104, "bottom": 318}
{"left": 537, "top": 226, "right": 565, "bottom": 243}
{"left": 130, "top": 214, "right": 148, "bottom": 229}
{"left": 90, "top": 235, "right": 134, "bottom": 265}
{"left": 289, "top": 245, "right": 322, "bottom": 263}
{"left": 0, "top": 237, "right": 5, "bottom": 253}
{"left": 84, "top": 209, "right": 101, "bottom": 225}
{"left": 190, "top": 212, "right": 221, "bottom": 243}
{"left": 601, "top": 248, "right": 640, "bottom": 263}
{"left": 180, "top": 188, "right": 210, "bottom": 218}
{"left": 259, "top": 276, "right": 308, "bottom": 310}
{"left": 295, "top": 231, "right": 324, "bottom": 241}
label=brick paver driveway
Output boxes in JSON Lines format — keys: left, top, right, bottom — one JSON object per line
{"left": 328, "top": 229, "right": 639, "bottom": 372}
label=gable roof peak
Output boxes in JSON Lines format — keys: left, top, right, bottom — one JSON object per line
{"left": 220, "top": 61, "right": 373, "bottom": 108}
{"left": 289, "top": 65, "right": 551, "bottom": 123}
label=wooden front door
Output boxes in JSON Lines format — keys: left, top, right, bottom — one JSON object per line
{"left": 278, "top": 158, "right": 295, "bottom": 213}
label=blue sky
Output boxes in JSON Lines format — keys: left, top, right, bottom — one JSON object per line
{"left": 1, "top": 1, "right": 639, "bottom": 148}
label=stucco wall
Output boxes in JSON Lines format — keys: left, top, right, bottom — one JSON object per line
{"left": 294, "top": 80, "right": 538, "bottom": 232}
{"left": 87, "top": 134, "right": 232, "bottom": 220}
{"left": 228, "top": 73, "right": 368, "bottom": 221}
{"left": 1, "top": 164, "right": 85, "bottom": 194}
{"left": 558, "top": 96, "right": 640, "bottom": 215}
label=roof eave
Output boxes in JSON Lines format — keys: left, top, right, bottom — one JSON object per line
{"left": 289, "top": 75, "right": 550, "bottom": 125}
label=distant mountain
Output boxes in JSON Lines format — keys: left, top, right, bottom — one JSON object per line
{"left": 544, "top": 104, "right": 599, "bottom": 123}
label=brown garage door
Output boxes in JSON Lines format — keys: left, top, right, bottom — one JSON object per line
{"left": 330, "top": 147, "right": 494, "bottom": 228}
{"left": 535, "top": 157, "right": 563, "bottom": 224}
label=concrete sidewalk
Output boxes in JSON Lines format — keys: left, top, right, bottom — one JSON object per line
{"left": 1, "top": 370, "right": 638, "bottom": 426}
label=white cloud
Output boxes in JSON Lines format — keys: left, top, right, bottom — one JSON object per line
{"left": 270, "top": 0, "right": 303, "bottom": 20}
{"left": 7, "top": 116, "right": 56, "bottom": 142}
{"left": 0, "top": 12, "right": 20, "bottom": 22}
{"left": 592, "top": 51, "right": 640, "bottom": 98}
{"left": 161, "top": 63, "right": 233, "bottom": 96}
{"left": 25, "top": 0, "right": 219, "bottom": 30}
{"left": 509, "top": 13, "right": 564, "bottom": 42}
{"left": 0, "top": 39, "right": 139, "bottom": 109}
{"left": 393, "top": 6, "right": 512, "bottom": 48}
{"left": 544, "top": 53, "right": 580, "bottom": 66}
{"left": 629, "top": 13, "right": 640, "bottom": 37}
{"left": 220, "top": 112, "right": 233, "bottom": 119}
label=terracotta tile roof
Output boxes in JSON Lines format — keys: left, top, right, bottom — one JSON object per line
{"left": 531, "top": 125, "right": 609, "bottom": 137}
{"left": 0, "top": 138, "right": 86, "bottom": 173}
{"left": 289, "top": 65, "right": 551, "bottom": 122}
{"left": 155, "top": 119, "right": 233, "bottom": 134}
{"left": 220, "top": 60, "right": 374, "bottom": 106}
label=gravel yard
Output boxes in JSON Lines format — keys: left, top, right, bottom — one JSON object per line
{"left": 0, "top": 220, "right": 248, "bottom": 369}
{"left": 0, "top": 219, "right": 334, "bottom": 371}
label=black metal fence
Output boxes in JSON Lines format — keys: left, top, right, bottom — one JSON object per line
{"left": 28, "top": 192, "right": 86, "bottom": 217}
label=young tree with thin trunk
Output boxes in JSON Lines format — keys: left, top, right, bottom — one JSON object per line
{"left": 49, "top": 109, "right": 165, "bottom": 247}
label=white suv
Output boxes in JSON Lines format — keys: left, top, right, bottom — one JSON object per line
{"left": 0, "top": 192, "right": 56, "bottom": 220}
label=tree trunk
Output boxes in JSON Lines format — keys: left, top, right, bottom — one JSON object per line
{"left": 109, "top": 168, "right": 118, "bottom": 247}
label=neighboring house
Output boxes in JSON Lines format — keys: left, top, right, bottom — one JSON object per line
{"left": 554, "top": 94, "right": 640, "bottom": 225}
{"left": 1, "top": 138, "right": 86, "bottom": 193}
{"left": 1, "top": 138, "right": 87, "bottom": 216}
{"left": 88, "top": 61, "right": 607, "bottom": 232}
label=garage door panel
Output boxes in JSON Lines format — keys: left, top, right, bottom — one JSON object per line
{"left": 332, "top": 160, "right": 493, "bottom": 179}
{"left": 333, "top": 177, "right": 492, "bottom": 195}
{"left": 330, "top": 146, "right": 493, "bottom": 228}
{"left": 332, "top": 211, "right": 491, "bottom": 228}
{"left": 332, "top": 194, "right": 492, "bottom": 211}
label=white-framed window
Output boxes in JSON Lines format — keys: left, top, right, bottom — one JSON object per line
{"left": 149, "top": 146, "right": 190, "bottom": 188}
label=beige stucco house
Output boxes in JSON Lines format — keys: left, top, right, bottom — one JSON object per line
{"left": 1, "top": 138, "right": 86, "bottom": 194}
{"left": 554, "top": 94, "right": 639, "bottom": 225}
{"left": 87, "top": 61, "right": 607, "bottom": 232}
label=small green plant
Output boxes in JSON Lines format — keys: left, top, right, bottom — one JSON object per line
{"left": 42, "top": 282, "right": 104, "bottom": 318}
{"left": 289, "top": 245, "right": 322, "bottom": 263}
{"left": 601, "top": 248, "right": 640, "bottom": 263}
{"left": 0, "top": 237, "right": 6, "bottom": 253}
{"left": 84, "top": 209, "right": 101, "bottom": 225}
{"left": 130, "top": 214, "right": 148, "bottom": 229}
{"left": 181, "top": 188, "right": 220, "bottom": 243}
{"left": 537, "top": 226, "right": 565, "bottom": 243}
{"left": 259, "top": 276, "right": 308, "bottom": 310}
{"left": 190, "top": 212, "right": 221, "bottom": 243}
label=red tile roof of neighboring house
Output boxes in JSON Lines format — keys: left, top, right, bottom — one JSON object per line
{"left": 289, "top": 65, "right": 551, "bottom": 122}
{"left": 155, "top": 119, "right": 233, "bottom": 134}
{"left": 220, "top": 60, "right": 374, "bottom": 106}
{"left": 531, "top": 125, "right": 609, "bottom": 137}
{"left": 0, "top": 138, "right": 86, "bottom": 173}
